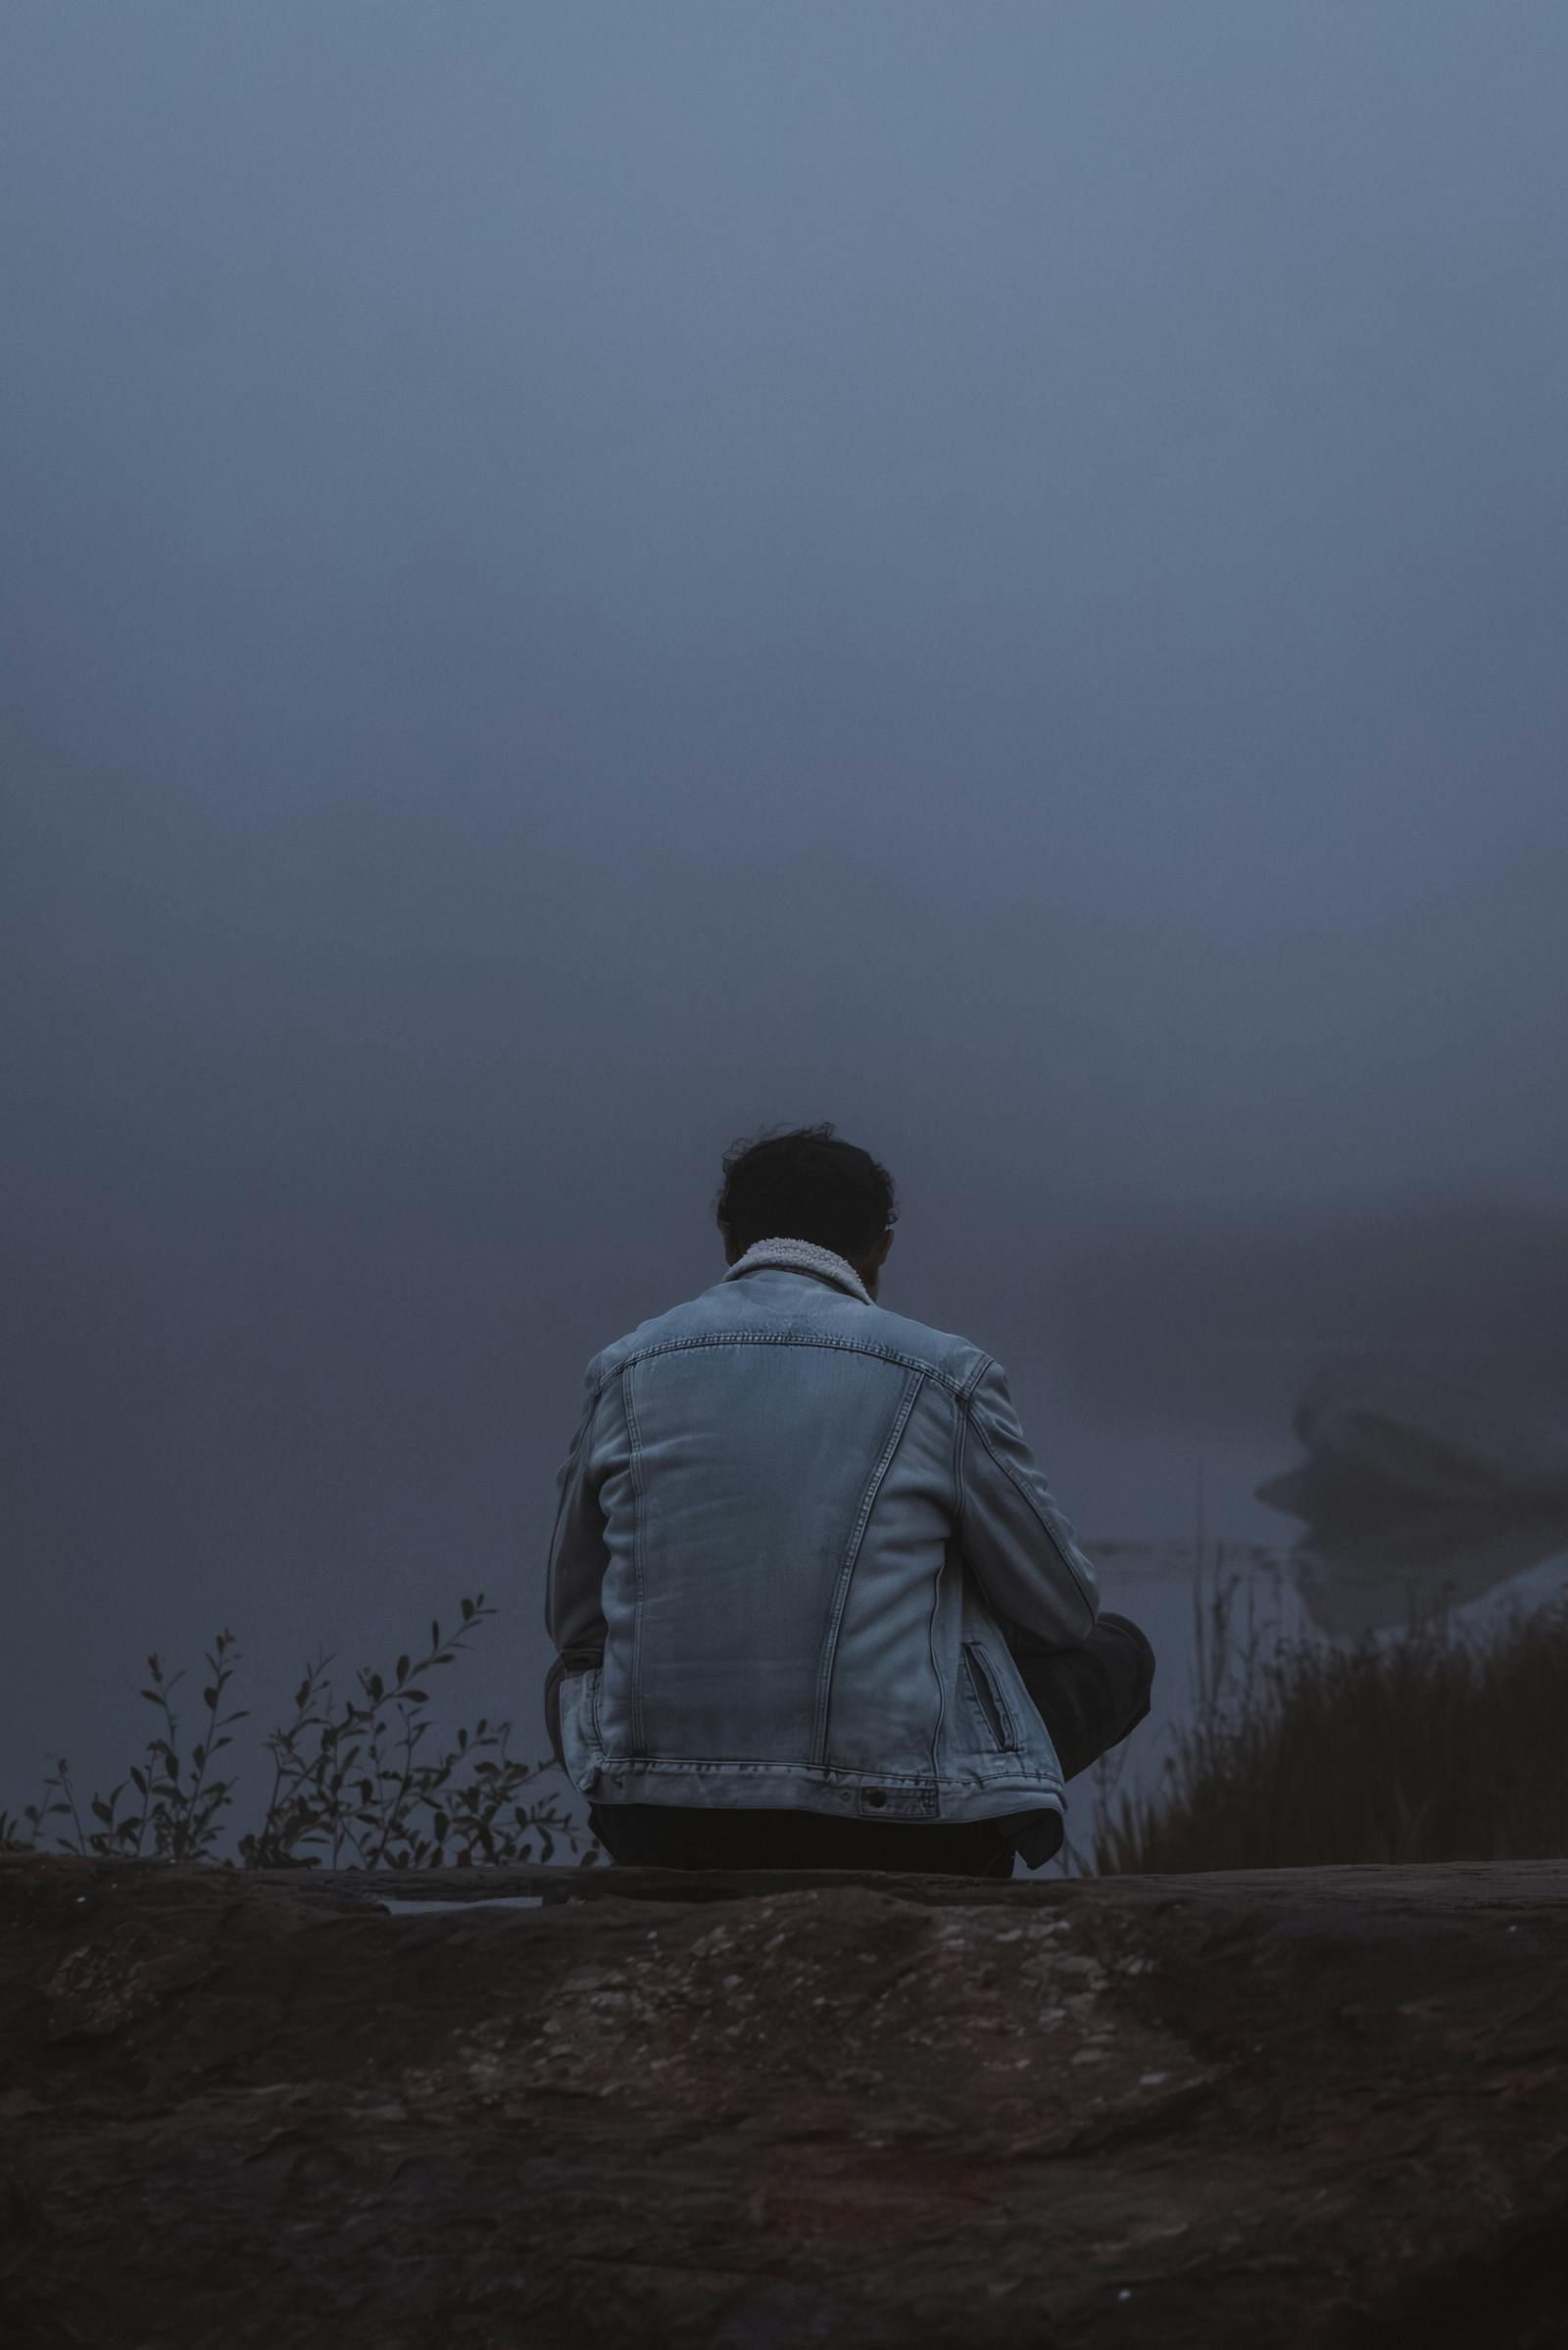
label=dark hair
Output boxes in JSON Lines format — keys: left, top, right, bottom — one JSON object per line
{"left": 713, "top": 1122, "right": 898, "bottom": 1261}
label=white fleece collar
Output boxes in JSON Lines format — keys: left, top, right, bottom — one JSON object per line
{"left": 721, "top": 1236, "right": 875, "bottom": 1306}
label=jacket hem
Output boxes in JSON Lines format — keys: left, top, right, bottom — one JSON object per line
{"left": 572, "top": 1754, "right": 1064, "bottom": 1826}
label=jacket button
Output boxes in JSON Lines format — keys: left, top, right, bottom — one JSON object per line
{"left": 864, "top": 1789, "right": 886, "bottom": 1808}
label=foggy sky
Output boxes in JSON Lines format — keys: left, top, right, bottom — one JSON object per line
{"left": 5, "top": 4, "right": 1567, "bottom": 1818}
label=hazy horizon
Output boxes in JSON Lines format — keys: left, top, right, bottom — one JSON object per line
{"left": 5, "top": 3, "right": 1566, "bottom": 1819}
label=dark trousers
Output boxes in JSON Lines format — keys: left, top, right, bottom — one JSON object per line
{"left": 588, "top": 1611, "right": 1154, "bottom": 1881}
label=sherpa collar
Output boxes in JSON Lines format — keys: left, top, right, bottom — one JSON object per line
{"left": 721, "top": 1236, "right": 875, "bottom": 1307}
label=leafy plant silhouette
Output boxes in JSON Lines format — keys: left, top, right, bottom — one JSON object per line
{"left": 1, "top": 1594, "right": 601, "bottom": 1872}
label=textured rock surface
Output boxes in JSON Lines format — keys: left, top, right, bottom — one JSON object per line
{"left": 4, "top": 1854, "right": 1568, "bottom": 2346}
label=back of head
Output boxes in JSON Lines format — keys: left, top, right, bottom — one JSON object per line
{"left": 714, "top": 1122, "right": 898, "bottom": 1262}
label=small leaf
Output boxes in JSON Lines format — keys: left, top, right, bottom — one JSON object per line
{"left": 395, "top": 1655, "right": 410, "bottom": 1685}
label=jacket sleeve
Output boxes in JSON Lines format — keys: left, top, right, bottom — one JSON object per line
{"left": 956, "top": 1358, "right": 1100, "bottom": 1650}
{"left": 542, "top": 1361, "right": 611, "bottom": 1770}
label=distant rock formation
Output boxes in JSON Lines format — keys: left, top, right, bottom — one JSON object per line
{"left": 5, "top": 1853, "right": 1568, "bottom": 2345}
{"left": 1256, "top": 1352, "right": 1568, "bottom": 1634}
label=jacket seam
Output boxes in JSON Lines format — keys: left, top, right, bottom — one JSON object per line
{"left": 588, "top": 1330, "right": 974, "bottom": 1400}
{"left": 619, "top": 1364, "right": 648, "bottom": 1754}
{"left": 939, "top": 1392, "right": 967, "bottom": 1779}
{"left": 811, "top": 1368, "right": 926, "bottom": 1769}
{"left": 952, "top": 1388, "right": 1015, "bottom": 1633}
{"left": 963, "top": 1392, "right": 1099, "bottom": 1643}
{"left": 589, "top": 1755, "right": 1063, "bottom": 1791}
{"left": 925, "top": 1560, "right": 948, "bottom": 1783}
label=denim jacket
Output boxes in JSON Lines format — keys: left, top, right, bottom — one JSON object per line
{"left": 543, "top": 1238, "right": 1101, "bottom": 1868}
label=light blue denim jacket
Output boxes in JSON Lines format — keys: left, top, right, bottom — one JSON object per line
{"left": 543, "top": 1238, "right": 1101, "bottom": 1867}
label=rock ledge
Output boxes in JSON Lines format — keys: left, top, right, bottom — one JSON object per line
{"left": 3, "top": 1855, "right": 1567, "bottom": 2346}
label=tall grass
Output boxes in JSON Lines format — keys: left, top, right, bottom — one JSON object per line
{"left": 1091, "top": 1557, "right": 1568, "bottom": 1874}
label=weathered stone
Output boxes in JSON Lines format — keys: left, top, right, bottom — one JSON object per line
{"left": 3, "top": 1854, "right": 1568, "bottom": 2345}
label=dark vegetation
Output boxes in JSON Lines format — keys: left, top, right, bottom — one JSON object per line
{"left": 1083, "top": 1553, "right": 1568, "bottom": 1875}
{"left": 0, "top": 1594, "right": 600, "bottom": 1871}
{"left": 9, "top": 1559, "right": 1568, "bottom": 1877}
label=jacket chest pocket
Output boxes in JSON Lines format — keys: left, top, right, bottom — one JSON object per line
{"left": 960, "top": 1641, "right": 1018, "bottom": 1751}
